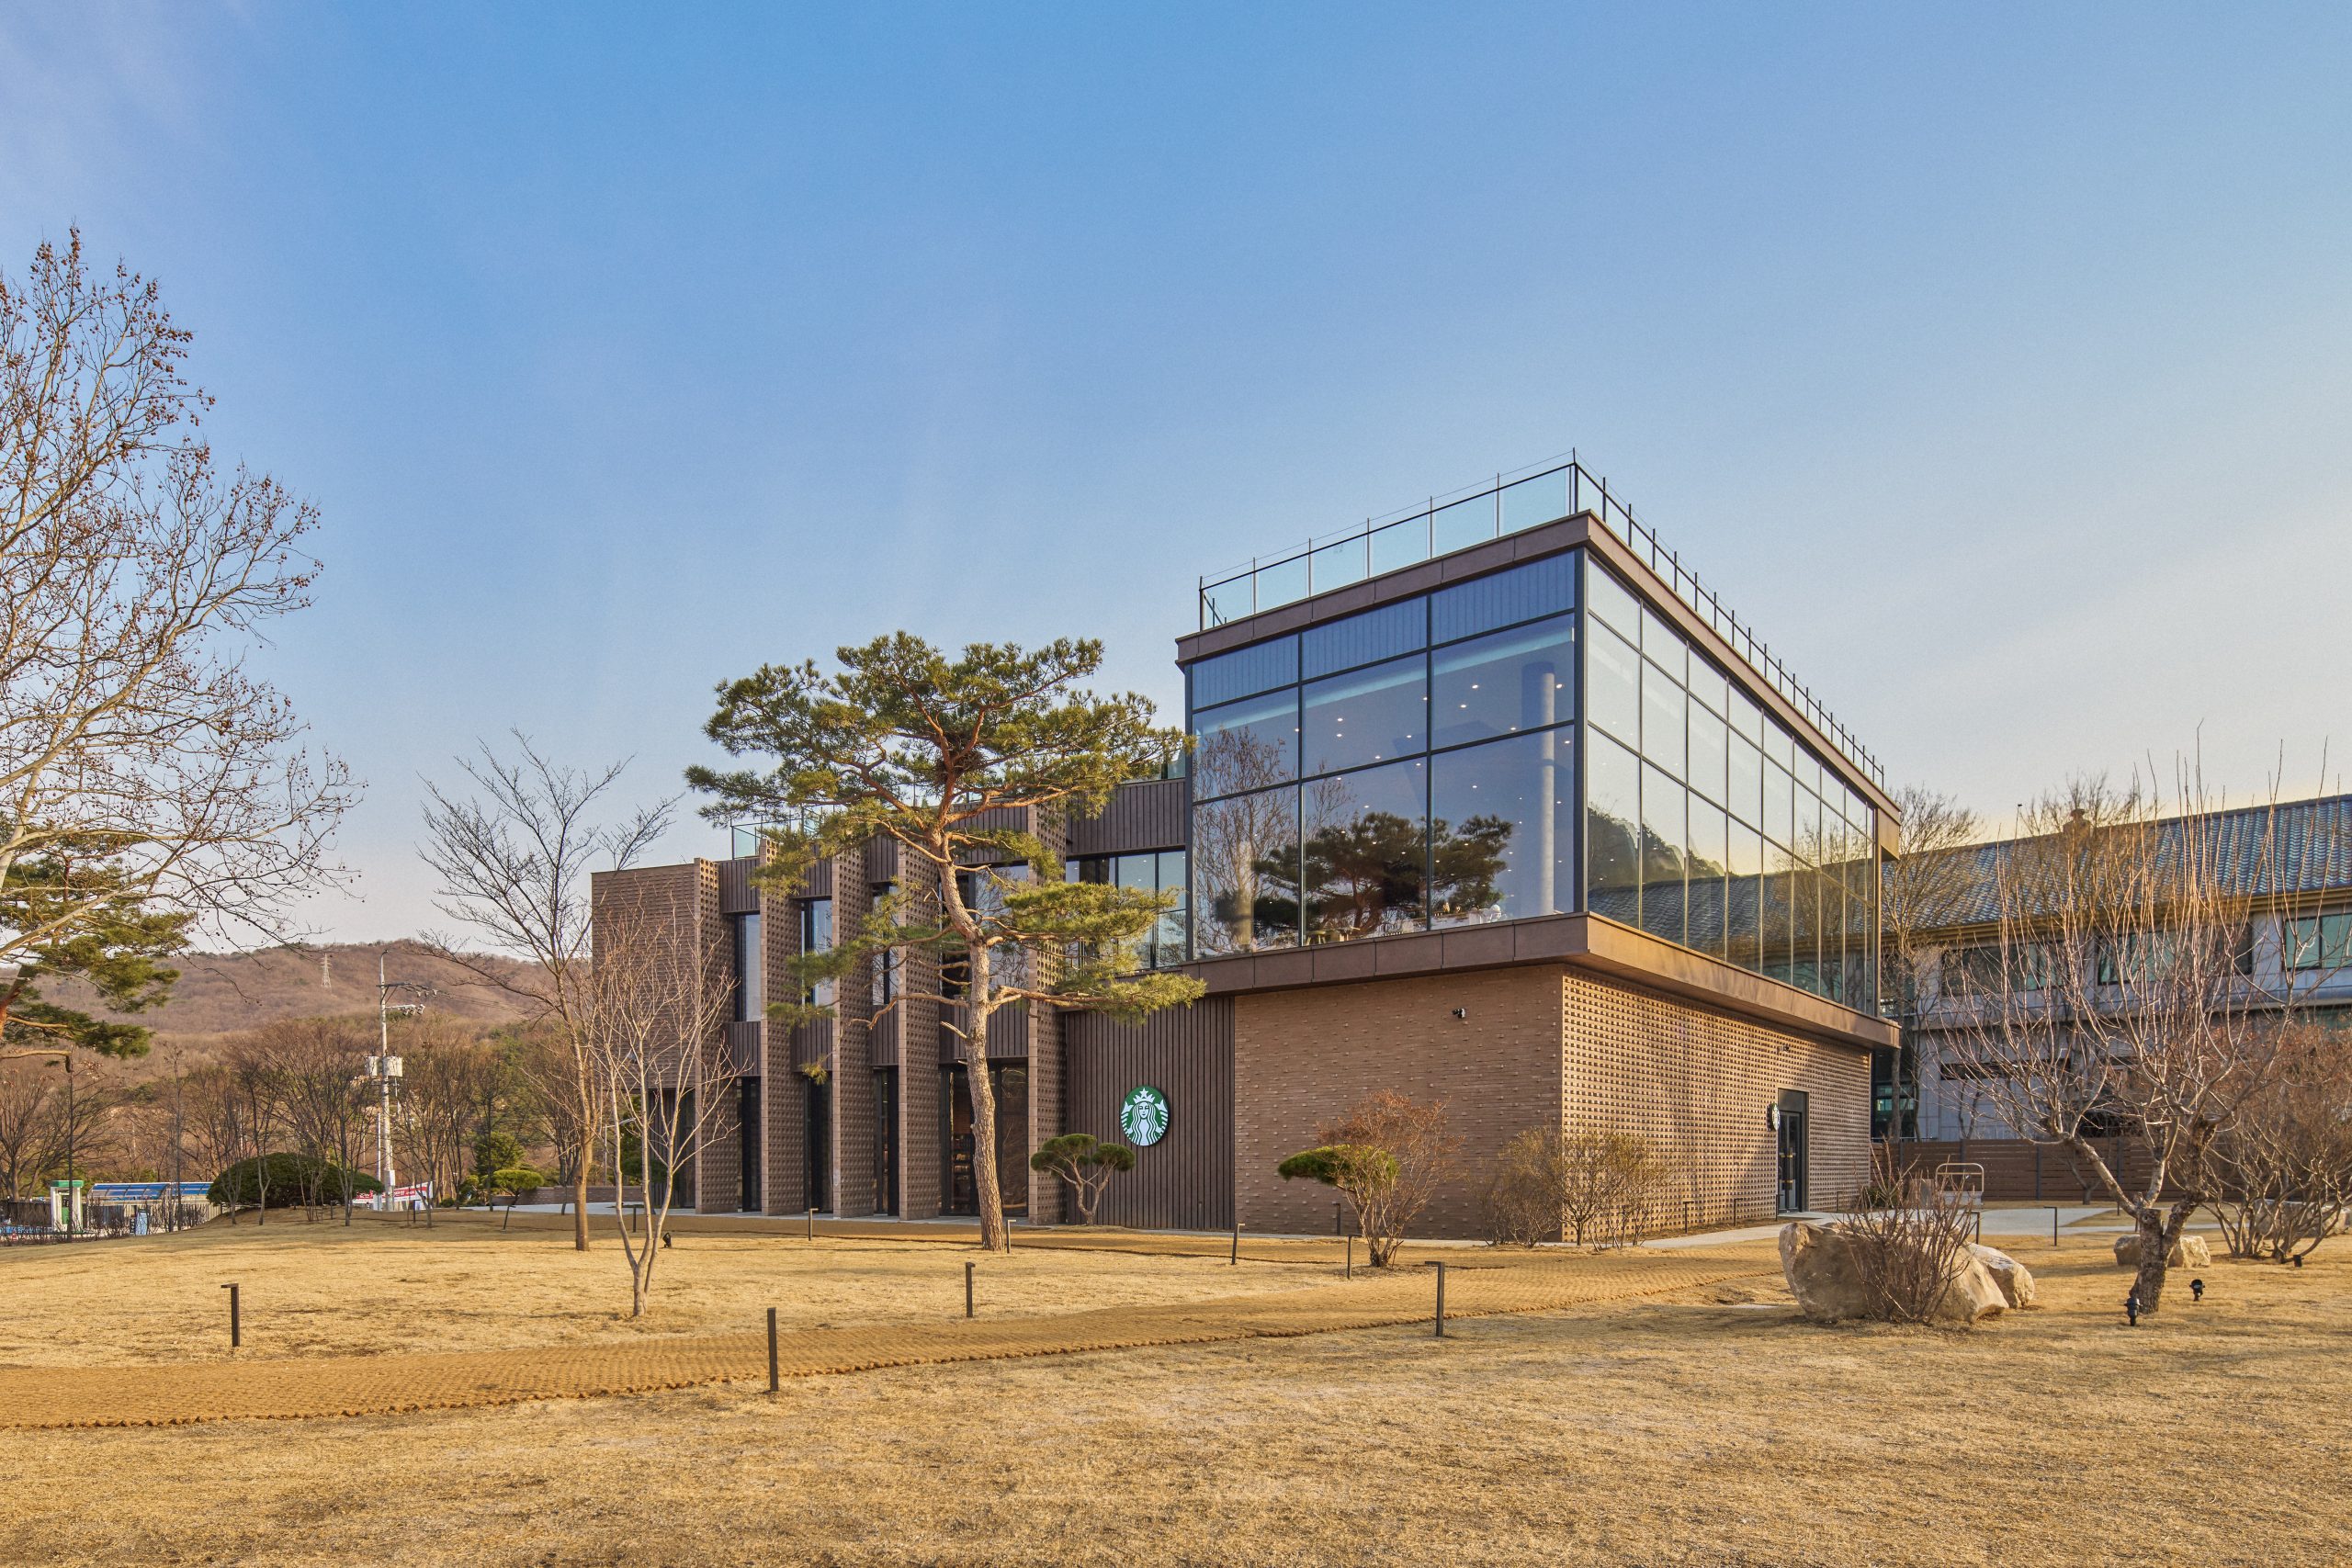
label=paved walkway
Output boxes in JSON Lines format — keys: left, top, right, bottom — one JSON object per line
{"left": 1643, "top": 1205, "right": 2177, "bottom": 1251}
{"left": 0, "top": 1249, "right": 1770, "bottom": 1430}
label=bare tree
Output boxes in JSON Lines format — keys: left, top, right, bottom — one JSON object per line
{"left": 0, "top": 232, "right": 354, "bottom": 1024}
{"left": 395, "top": 1015, "right": 503, "bottom": 1208}
{"left": 259, "top": 1015, "right": 372, "bottom": 1221}
{"left": 2209, "top": 1020, "right": 2352, "bottom": 1263}
{"left": 0, "top": 1055, "right": 115, "bottom": 1199}
{"left": 579, "top": 910, "right": 741, "bottom": 1317}
{"left": 218, "top": 1033, "right": 285, "bottom": 1224}
{"left": 418, "top": 736, "right": 672, "bottom": 1249}
{"left": 179, "top": 1062, "right": 255, "bottom": 1195}
{"left": 1949, "top": 770, "right": 2331, "bottom": 1313}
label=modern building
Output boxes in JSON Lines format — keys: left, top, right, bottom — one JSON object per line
{"left": 594, "top": 457, "right": 1902, "bottom": 1235}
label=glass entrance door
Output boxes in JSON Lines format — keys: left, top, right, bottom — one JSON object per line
{"left": 1776, "top": 1089, "right": 1809, "bottom": 1213}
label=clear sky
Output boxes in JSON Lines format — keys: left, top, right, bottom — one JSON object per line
{"left": 4, "top": 4, "right": 2347, "bottom": 946}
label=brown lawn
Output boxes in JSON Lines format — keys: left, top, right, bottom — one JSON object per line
{"left": 3, "top": 1219, "right": 2348, "bottom": 1567}
{"left": 0, "top": 1209, "right": 1315, "bottom": 1364}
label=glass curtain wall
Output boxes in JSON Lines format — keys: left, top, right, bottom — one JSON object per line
{"left": 1069, "top": 852, "right": 1190, "bottom": 968}
{"left": 1580, "top": 556, "right": 1879, "bottom": 1009}
{"left": 1188, "top": 553, "right": 1578, "bottom": 954}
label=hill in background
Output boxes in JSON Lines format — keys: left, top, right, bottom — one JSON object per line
{"left": 40, "top": 940, "right": 542, "bottom": 1077}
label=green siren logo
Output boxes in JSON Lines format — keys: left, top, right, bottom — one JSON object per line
{"left": 1119, "top": 1086, "right": 1170, "bottom": 1147}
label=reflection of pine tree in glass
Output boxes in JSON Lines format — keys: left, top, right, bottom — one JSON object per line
{"left": 1304, "top": 810, "right": 1513, "bottom": 938}
{"left": 1428, "top": 814, "right": 1512, "bottom": 925}
{"left": 1304, "top": 809, "right": 1427, "bottom": 938}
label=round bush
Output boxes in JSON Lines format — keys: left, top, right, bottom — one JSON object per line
{"left": 209, "top": 1153, "right": 383, "bottom": 1210}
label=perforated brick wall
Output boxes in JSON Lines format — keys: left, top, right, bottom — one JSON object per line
{"left": 1561, "top": 971, "right": 1871, "bottom": 1229}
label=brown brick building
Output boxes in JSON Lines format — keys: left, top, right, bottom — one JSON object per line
{"left": 594, "top": 458, "right": 1898, "bottom": 1235}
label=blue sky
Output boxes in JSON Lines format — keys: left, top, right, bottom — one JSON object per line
{"left": 4, "top": 4, "right": 2347, "bottom": 944}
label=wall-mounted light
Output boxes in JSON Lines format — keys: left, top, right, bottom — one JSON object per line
{"left": 1766, "top": 1104, "right": 1782, "bottom": 1133}
{"left": 1451, "top": 1008, "right": 1468, "bottom": 1021}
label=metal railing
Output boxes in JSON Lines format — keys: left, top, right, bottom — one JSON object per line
{"left": 1196, "top": 455, "right": 1885, "bottom": 791}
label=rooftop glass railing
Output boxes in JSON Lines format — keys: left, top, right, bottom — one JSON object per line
{"left": 1196, "top": 457, "right": 1886, "bottom": 792}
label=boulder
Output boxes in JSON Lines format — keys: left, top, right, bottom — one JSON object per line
{"left": 1780, "top": 1221, "right": 2007, "bottom": 1325}
{"left": 1968, "top": 1243, "right": 2039, "bottom": 1309}
{"left": 2112, "top": 1233, "right": 2211, "bottom": 1269}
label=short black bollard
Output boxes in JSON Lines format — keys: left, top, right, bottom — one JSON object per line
{"left": 221, "top": 1282, "right": 240, "bottom": 1349}
{"left": 767, "top": 1306, "right": 780, "bottom": 1393}
{"left": 1430, "top": 1260, "right": 1447, "bottom": 1337}
{"left": 1230, "top": 1216, "right": 1241, "bottom": 1266}
{"left": 2053, "top": 1206, "right": 2061, "bottom": 1248}
{"left": 965, "top": 1259, "right": 976, "bottom": 1319}
{"left": 806, "top": 1208, "right": 816, "bottom": 1242}
{"left": 1344, "top": 1233, "right": 1353, "bottom": 1280}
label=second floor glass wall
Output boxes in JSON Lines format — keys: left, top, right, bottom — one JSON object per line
{"left": 1187, "top": 543, "right": 1883, "bottom": 1012}
{"left": 1188, "top": 553, "right": 1578, "bottom": 956}
{"left": 1581, "top": 555, "right": 1879, "bottom": 1009}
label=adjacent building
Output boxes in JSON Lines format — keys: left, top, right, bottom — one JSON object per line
{"left": 594, "top": 458, "right": 1902, "bottom": 1235}
{"left": 1894, "top": 793, "right": 2352, "bottom": 1196}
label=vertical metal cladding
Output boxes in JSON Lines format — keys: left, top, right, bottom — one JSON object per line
{"left": 1066, "top": 775, "right": 1188, "bottom": 857}
{"left": 1026, "top": 806, "right": 1069, "bottom": 1224}
{"left": 1065, "top": 998, "right": 1234, "bottom": 1231}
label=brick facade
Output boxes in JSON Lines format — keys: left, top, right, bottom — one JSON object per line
{"left": 1233, "top": 964, "right": 1873, "bottom": 1239}
{"left": 1234, "top": 965, "right": 1568, "bottom": 1238}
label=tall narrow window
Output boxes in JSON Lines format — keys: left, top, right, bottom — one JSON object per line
{"left": 799, "top": 899, "right": 834, "bottom": 1006}
{"left": 729, "top": 912, "right": 762, "bottom": 1022}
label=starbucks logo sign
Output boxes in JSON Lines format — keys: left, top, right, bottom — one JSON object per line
{"left": 1119, "top": 1086, "right": 1170, "bottom": 1147}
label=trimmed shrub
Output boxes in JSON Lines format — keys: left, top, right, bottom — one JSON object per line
{"left": 1028, "top": 1134, "right": 1136, "bottom": 1224}
{"left": 209, "top": 1154, "right": 382, "bottom": 1211}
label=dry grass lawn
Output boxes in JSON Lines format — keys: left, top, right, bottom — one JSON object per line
{"left": 0, "top": 1210, "right": 1311, "bottom": 1364}
{"left": 5, "top": 1221, "right": 2350, "bottom": 1566}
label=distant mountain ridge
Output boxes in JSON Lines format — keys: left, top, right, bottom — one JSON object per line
{"left": 39, "top": 940, "right": 543, "bottom": 1075}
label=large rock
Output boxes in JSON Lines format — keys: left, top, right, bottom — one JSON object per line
{"left": 2112, "top": 1233, "right": 2212, "bottom": 1269}
{"left": 1780, "top": 1221, "right": 2007, "bottom": 1325}
{"left": 1968, "top": 1243, "right": 2038, "bottom": 1309}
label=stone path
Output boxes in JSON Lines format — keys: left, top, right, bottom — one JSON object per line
{"left": 0, "top": 1251, "right": 1770, "bottom": 1430}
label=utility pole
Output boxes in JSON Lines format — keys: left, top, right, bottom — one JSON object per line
{"left": 370, "top": 952, "right": 430, "bottom": 1206}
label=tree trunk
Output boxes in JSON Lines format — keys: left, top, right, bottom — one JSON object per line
{"left": 572, "top": 1153, "right": 591, "bottom": 1252}
{"left": 2130, "top": 1209, "right": 2171, "bottom": 1314}
{"left": 968, "top": 1037, "right": 1007, "bottom": 1251}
